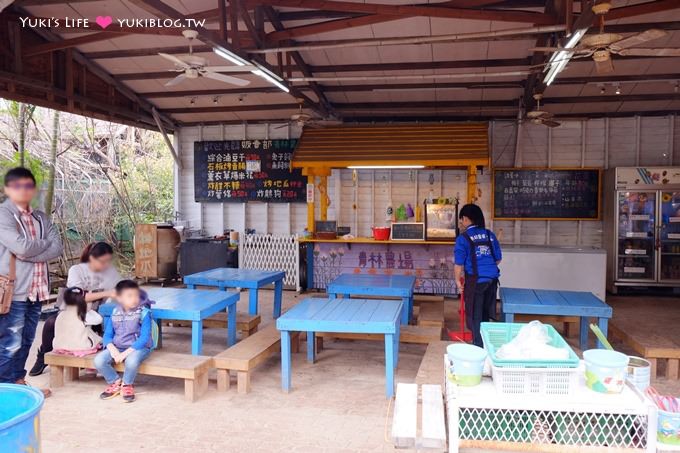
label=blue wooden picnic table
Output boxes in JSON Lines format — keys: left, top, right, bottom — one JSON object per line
{"left": 500, "top": 287, "right": 613, "bottom": 350}
{"left": 276, "top": 297, "right": 402, "bottom": 398}
{"left": 183, "top": 268, "right": 285, "bottom": 318}
{"left": 326, "top": 273, "right": 416, "bottom": 325}
{"left": 99, "top": 287, "right": 240, "bottom": 355}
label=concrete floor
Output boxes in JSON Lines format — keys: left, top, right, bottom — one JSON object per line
{"left": 22, "top": 290, "right": 680, "bottom": 452}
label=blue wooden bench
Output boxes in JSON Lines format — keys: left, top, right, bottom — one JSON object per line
{"left": 500, "top": 288, "right": 613, "bottom": 350}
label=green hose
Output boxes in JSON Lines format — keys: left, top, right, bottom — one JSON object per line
{"left": 589, "top": 324, "right": 614, "bottom": 350}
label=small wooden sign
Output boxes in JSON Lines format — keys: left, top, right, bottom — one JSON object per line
{"left": 135, "top": 224, "right": 157, "bottom": 278}
{"left": 391, "top": 222, "right": 425, "bottom": 241}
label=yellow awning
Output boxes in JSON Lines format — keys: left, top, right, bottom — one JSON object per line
{"left": 292, "top": 123, "right": 489, "bottom": 169}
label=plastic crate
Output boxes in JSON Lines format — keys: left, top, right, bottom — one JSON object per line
{"left": 490, "top": 363, "right": 580, "bottom": 396}
{"left": 480, "top": 322, "right": 580, "bottom": 368}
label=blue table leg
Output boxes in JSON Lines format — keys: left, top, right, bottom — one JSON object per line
{"left": 186, "top": 284, "right": 195, "bottom": 289}
{"left": 579, "top": 317, "right": 589, "bottom": 351}
{"left": 504, "top": 312, "right": 514, "bottom": 323}
{"left": 393, "top": 324, "right": 400, "bottom": 369}
{"left": 400, "top": 297, "right": 409, "bottom": 325}
{"left": 597, "top": 317, "right": 609, "bottom": 349}
{"left": 307, "top": 331, "right": 316, "bottom": 363}
{"left": 273, "top": 279, "right": 283, "bottom": 319}
{"left": 385, "top": 333, "right": 395, "bottom": 398}
{"left": 248, "top": 288, "right": 258, "bottom": 316}
{"left": 191, "top": 320, "right": 203, "bottom": 355}
{"left": 281, "top": 330, "right": 291, "bottom": 392}
{"left": 227, "top": 304, "right": 237, "bottom": 347}
{"left": 156, "top": 318, "right": 163, "bottom": 349}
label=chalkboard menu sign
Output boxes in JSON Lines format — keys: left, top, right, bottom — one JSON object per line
{"left": 391, "top": 222, "right": 425, "bottom": 240}
{"left": 194, "top": 139, "right": 306, "bottom": 203}
{"left": 493, "top": 168, "right": 601, "bottom": 220}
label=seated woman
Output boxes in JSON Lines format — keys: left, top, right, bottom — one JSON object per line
{"left": 30, "top": 242, "right": 122, "bottom": 376}
{"left": 52, "top": 287, "right": 102, "bottom": 356}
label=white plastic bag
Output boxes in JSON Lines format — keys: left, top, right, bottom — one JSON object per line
{"left": 496, "top": 321, "right": 569, "bottom": 361}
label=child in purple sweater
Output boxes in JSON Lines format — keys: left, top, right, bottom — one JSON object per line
{"left": 94, "top": 280, "right": 153, "bottom": 403}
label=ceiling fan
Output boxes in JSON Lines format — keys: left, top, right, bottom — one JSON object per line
{"left": 159, "top": 30, "right": 254, "bottom": 87}
{"left": 275, "top": 99, "right": 343, "bottom": 129}
{"left": 525, "top": 94, "right": 560, "bottom": 128}
{"left": 532, "top": 2, "right": 680, "bottom": 74}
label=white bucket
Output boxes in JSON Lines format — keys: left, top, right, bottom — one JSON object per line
{"left": 626, "top": 356, "right": 651, "bottom": 391}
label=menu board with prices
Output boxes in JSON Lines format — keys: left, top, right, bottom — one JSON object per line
{"left": 194, "top": 139, "right": 306, "bottom": 203}
{"left": 493, "top": 168, "right": 601, "bottom": 220}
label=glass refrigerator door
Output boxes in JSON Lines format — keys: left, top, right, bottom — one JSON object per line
{"left": 616, "top": 191, "right": 656, "bottom": 281}
{"left": 659, "top": 191, "right": 680, "bottom": 283}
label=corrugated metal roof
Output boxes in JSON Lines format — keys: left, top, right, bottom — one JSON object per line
{"left": 292, "top": 123, "right": 489, "bottom": 168}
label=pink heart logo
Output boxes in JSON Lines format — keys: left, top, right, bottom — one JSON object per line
{"left": 95, "top": 16, "right": 113, "bottom": 29}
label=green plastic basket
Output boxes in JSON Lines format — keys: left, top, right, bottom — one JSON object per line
{"left": 480, "top": 322, "right": 580, "bottom": 368}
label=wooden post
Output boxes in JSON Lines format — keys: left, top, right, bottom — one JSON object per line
{"left": 306, "top": 173, "right": 315, "bottom": 232}
{"left": 467, "top": 165, "right": 477, "bottom": 203}
{"left": 318, "top": 175, "right": 328, "bottom": 221}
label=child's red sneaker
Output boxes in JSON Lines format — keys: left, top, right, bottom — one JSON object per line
{"left": 121, "top": 384, "right": 136, "bottom": 403}
{"left": 100, "top": 381, "right": 121, "bottom": 400}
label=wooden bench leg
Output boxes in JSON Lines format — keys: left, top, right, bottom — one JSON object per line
{"left": 247, "top": 326, "right": 258, "bottom": 337}
{"left": 649, "top": 358, "right": 658, "bottom": 379}
{"left": 237, "top": 371, "right": 251, "bottom": 394}
{"left": 667, "top": 359, "right": 679, "bottom": 380}
{"left": 50, "top": 365, "right": 65, "bottom": 388}
{"left": 65, "top": 367, "right": 80, "bottom": 382}
{"left": 316, "top": 336, "right": 324, "bottom": 353}
{"left": 185, "top": 378, "right": 199, "bottom": 402}
{"left": 217, "top": 369, "right": 231, "bottom": 392}
{"left": 197, "top": 371, "right": 209, "bottom": 397}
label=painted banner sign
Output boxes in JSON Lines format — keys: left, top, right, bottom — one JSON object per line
{"left": 309, "top": 242, "right": 457, "bottom": 295}
{"left": 194, "top": 139, "right": 306, "bottom": 202}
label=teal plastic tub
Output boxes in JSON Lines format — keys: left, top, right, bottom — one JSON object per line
{"left": 447, "top": 343, "right": 487, "bottom": 386}
{"left": 583, "top": 349, "right": 629, "bottom": 394}
{"left": 480, "top": 322, "right": 580, "bottom": 368}
{"left": 0, "top": 384, "right": 45, "bottom": 452}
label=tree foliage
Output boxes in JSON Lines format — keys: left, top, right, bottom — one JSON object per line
{"left": 0, "top": 100, "right": 175, "bottom": 274}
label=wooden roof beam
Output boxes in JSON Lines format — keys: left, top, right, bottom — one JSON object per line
{"left": 262, "top": 5, "right": 335, "bottom": 117}
{"left": 606, "top": 0, "right": 680, "bottom": 21}
{"left": 24, "top": 32, "right": 128, "bottom": 57}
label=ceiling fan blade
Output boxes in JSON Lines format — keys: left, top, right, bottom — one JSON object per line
{"left": 542, "top": 119, "right": 561, "bottom": 128}
{"left": 594, "top": 56, "right": 614, "bottom": 74}
{"left": 158, "top": 52, "right": 189, "bottom": 68}
{"left": 610, "top": 29, "right": 667, "bottom": 50}
{"left": 204, "top": 65, "right": 257, "bottom": 72}
{"left": 165, "top": 73, "right": 187, "bottom": 86}
{"left": 273, "top": 123, "right": 291, "bottom": 130}
{"left": 537, "top": 111, "right": 554, "bottom": 119}
{"left": 202, "top": 71, "right": 251, "bottom": 86}
{"left": 616, "top": 47, "right": 680, "bottom": 57}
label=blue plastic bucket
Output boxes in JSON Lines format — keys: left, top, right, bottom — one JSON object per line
{"left": 447, "top": 343, "right": 487, "bottom": 386}
{"left": 658, "top": 402, "right": 680, "bottom": 446}
{"left": 583, "top": 349, "right": 629, "bottom": 394}
{"left": 0, "top": 384, "right": 45, "bottom": 452}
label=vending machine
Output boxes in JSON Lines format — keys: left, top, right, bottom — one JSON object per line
{"left": 604, "top": 167, "right": 680, "bottom": 293}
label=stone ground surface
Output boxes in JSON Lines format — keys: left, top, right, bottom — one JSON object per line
{"left": 21, "top": 289, "right": 680, "bottom": 453}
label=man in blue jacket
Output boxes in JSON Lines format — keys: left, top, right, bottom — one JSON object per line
{"left": 454, "top": 204, "right": 502, "bottom": 347}
{"left": 0, "top": 168, "right": 62, "bottom": 396}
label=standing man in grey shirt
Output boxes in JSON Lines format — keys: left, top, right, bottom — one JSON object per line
{"left": 0, "top": 168, "right": 63, "bottom": 396}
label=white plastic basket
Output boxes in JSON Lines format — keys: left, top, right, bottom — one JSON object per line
{"left": 490, "top": 363, "right": 580, "bottom": 396}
